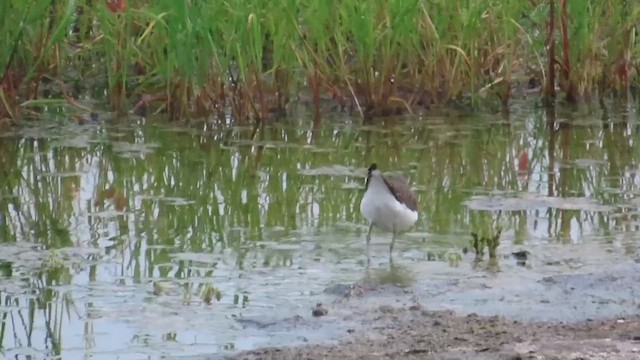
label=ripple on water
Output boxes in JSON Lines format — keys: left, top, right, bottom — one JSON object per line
{"left": 572, "top": 158, "right": 609, "bottom": 167}
{"left": 138, "top": 195, "right": 195, "bottom": 206}
{"left": 88, "top": 209, "right": 128, "bottom": 218}
{"left": 112, "top": 141, "right": 159, "bottom": 157}
{"left": 38, "top": 171, "right": 85, "bottom": 177}
{"left": 298, "top": 165, "right": 361, "bottom": 177}
{"left": 465, "top": 194, "right": 615, "bottom": 212}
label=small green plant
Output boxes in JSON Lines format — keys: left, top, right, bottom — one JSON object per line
{"left": 233, "top": 293, "right": 250, "bottom": 308}
{"left": 447, "top": 251, "right": 462, "bottom": 267}
{"left": 39, "top": 250, "right": 70, "bottom": 284}
{"left": 44, "top": 250, "right": 65, "bottom": 269}
{"left": 470, "top": 226, "right": 502, "bottom": 259}
{"left": 200, "top": 283, "right": 222, "bottom": 305}
{"left": 182, "top": 285, "right": 192, "bottom": 306}
{"left": 152, "top": 281, "right": 166, "bottom": 296}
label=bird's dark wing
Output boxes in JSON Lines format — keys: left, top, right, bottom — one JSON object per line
{"left": 384, "top": 175, "right": 418, "bottom": 212}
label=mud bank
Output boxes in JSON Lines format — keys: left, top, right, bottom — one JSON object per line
{"left": 232, "top": 307, "right": 640, "bottom": 360}
{"left": 228, "top": 259, "right": 640, "bottom": 360}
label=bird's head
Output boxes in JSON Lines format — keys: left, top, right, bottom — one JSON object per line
{"left": 367, "top": 163, "right": 378, "bottom": 175}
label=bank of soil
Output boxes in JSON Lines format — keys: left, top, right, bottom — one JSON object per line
{"left": 229, "top": 257, "right": 640, "bottom": 360}
{"left": 232, "top": 305, "right": 640, "bottom": 360}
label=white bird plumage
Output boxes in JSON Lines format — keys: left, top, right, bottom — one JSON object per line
{"left": 360, "top": 163, "right": 419, "bottom": 253}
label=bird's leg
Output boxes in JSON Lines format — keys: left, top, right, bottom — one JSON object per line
{"left": 390, "top": 229, "right": 397, "bottom": 254}
{"left": 366, "top": 223, "right": 373, "bottom": 246}
{"left": 389, "top": 231, "right": 397, "bottom": 265}
{"left": 365, "top": 224, "right": 372, "bottom": 268}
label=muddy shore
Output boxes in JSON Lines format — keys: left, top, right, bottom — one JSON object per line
{"left": 231, "top": 306, "right": 640, "bottom": 360}
{"left": 229, "top": 257, "right": 640, "bottom": 360}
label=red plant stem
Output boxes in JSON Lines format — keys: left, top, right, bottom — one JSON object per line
{"left": 617, "top": 28, "right": 631, "bottom": 89}
{"left": 255, "top": 73, "right": 266, "bottom": 121}
{"left": 560, "top": 0, "right": 575, "bottom": 102}
{"left": 547, "top": 107, "right": 556, "bottom": 197}
{"left": 218, "top": 79, "right": 226, "bottom": 119}
{"left": 545, "top": 0, "right": 556, "bottom": 104}
{"left": 312, "top": 67, "right": 320, "bottom": 116}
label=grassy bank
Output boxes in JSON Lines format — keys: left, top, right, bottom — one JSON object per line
{"left": 0, "top": 0, "right": 638, "bottom": 122}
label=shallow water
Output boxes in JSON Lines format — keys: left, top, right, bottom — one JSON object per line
{"left": 1, "top": 104, "right": 640, "bottom": 359}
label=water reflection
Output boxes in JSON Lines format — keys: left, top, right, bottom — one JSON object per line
{"left": 0, "top": 105, "right": 639, "bottom": 357}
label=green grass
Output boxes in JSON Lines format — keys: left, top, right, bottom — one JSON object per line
{"left": 2, "top": 0, "right": 640, "bottom": 121}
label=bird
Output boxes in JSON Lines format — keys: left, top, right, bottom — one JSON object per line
{"left": 360, "top": 163, "right": 419, "bottom": 254}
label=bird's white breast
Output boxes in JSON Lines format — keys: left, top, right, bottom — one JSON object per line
{"left": 360, "top": 175, "right": 418, "bottom": 233}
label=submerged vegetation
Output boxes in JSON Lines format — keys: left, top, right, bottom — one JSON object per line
{"left": 1, "top": 0, "right": 639, "bottom": 122}
{"left": 471, "top": 227, "right": 502, "bottom": 260}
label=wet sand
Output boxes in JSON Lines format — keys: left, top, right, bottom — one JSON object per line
{"left": 232, "top": 306, "right": 640, "bottom": 360}
{"left": 229, "top": 258, "right": 640, "bottom": 360}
